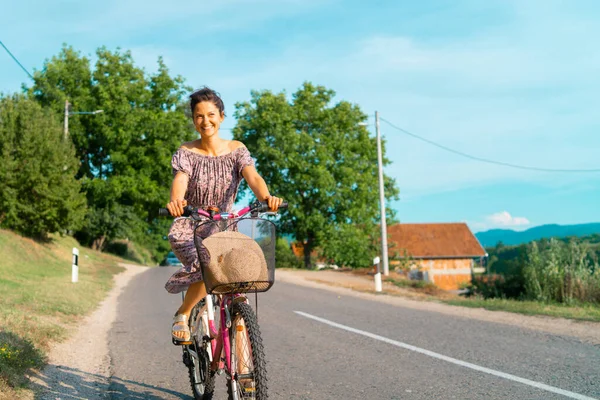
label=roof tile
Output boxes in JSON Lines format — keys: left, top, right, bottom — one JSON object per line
{"left": 388, "top": 223, "right": 486, "bottom": 258}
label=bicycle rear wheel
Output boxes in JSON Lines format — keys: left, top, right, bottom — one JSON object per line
{"left": 228, "top": 302, "right": 268, "bottom": 399}
{"left": 184, "top": 305, "right": 215, "bottom": 400}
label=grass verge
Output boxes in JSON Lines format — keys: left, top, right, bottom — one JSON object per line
{"left": 343, "top": 268, "right": 600, "bottom": 322}
{"left": 442, "top": 297, "right": 600, "bottom": 322}
{"left": 0, "top": 229, "right": 129, "bottom": 399}
{"left": 385, "top": 277, "right": 438, "bottom": 290}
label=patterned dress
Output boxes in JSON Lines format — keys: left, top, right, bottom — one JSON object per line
{"left": 165, "top": 146, "right": 255, "bottom": 294}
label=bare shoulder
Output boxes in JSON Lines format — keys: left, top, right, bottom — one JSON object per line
{"left": 181, "top": 140, "right": 201, "bottom": 150}
{"left": 228, "top": 140, "right": 247, "bottom": 151}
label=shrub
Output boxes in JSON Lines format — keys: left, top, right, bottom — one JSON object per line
{"left": 463, "top": 273, "right": 525, "bottom": 300}
{"left": 275, "top": 237, "right": 302, "bottom": 269}
{"left": 523, "top": 239, "right": 600, "bottom": 304}
{"left": 105, "top": 239, "right": 154, "bottom": 265}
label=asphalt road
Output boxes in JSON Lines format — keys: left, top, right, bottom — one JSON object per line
{"left": 106, "top": 267, "right": 600, "bottom": 399}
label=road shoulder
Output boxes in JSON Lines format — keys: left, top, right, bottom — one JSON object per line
{"left": 27, "top": 263, "right": 147, "bottom": 400}
{"left": 276, "top": 269, "right": 600, "bottom": 345}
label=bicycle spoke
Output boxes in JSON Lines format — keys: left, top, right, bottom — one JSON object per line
{"left": 228, "top": 302, "right": 267, "bottom": 400}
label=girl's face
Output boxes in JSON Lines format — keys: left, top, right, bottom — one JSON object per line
{"left": 193, "top": 101, "right": 224, "bottom": 138}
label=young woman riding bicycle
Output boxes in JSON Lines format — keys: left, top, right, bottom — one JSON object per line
{"left": 164, "top": 87, "right": 283, "bottom": 342}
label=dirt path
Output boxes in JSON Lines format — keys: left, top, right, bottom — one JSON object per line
{"left": 28, "top": 263, "right": 147, "bottom": 400}
{"left": 276, "top": 269, "right": 600, "bottom": 345}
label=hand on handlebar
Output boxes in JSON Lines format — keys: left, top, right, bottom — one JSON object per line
{"left": 166, "top": 199, "right": 188, "bottom": 217}
{"left": 265, "top": 195, "right": 284, "bottom": 212}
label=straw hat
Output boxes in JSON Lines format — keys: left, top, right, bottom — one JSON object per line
{"left": 202, "top": 231, "right": 268, "bottom": 290}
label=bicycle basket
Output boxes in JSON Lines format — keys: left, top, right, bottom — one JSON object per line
{"left": 195, "top": 218, "right": 276, "bottom": 295}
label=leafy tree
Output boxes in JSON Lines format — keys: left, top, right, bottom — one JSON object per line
{"left": 0, "top": 102, "right": 18, "bottom": 226}
{"left": 0, "top": 94, "right": 85, "bottom": 239}
{"left": 233, "top": 82, "right": 399, "bottom": 268}
{"left": 28, "top": 45, "right": 195, "bottom": 256}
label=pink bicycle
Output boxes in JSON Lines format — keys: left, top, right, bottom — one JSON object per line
{"left": 159, "top": 200, "right": 287, "bottom": 400}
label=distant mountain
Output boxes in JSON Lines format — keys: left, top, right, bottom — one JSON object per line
{"left": 475, "top": 223, "right": 600, "bottom": 248}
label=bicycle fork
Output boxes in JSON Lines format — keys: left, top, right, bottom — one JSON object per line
{"left": 183, "top": 294, "right": 219, "bottom": 370}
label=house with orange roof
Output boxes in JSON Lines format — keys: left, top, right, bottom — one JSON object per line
{"left": 387, "top": 223, "right": 487, "bottom": 291}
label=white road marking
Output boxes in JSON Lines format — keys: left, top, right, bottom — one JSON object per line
{"left": 294, "top": 311, "right": 598, "bottom": 400}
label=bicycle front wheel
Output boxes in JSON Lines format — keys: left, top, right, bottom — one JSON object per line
{"left": 228, "top": 302, "right": 268, "bottom": 399}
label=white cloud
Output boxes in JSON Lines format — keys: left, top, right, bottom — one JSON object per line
{"left": 468, "top": 211, "right": 531, "bottom": 232}
{"left": 486, "top": 211, "right": 530, "bottom": 227}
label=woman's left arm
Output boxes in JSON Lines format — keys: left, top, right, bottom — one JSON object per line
{"left": 242, "top": 165, "right": 283, "bottom": 211}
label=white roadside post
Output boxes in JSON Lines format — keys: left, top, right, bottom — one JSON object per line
{"left": 72, "top": 247, "right": 79, "bottom": 283}
{"left": 373, "top": 256, "right": 382, "bottom": 292}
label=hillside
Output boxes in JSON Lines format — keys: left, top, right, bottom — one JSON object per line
{"left": 0, "top": 229, "right": 128, "bottom": 398}
{"left": 476, "top": 222, "right": 600, "bottom": 248}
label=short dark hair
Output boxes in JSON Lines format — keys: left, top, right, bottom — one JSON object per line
{"left": 189, "top": 87, "right": 225, "bottom": 116}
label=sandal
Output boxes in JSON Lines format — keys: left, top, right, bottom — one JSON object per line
{"left": 172, "top": 314, "right": 191, "bottom": 342}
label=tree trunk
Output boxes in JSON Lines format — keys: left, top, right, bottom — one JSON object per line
{"left": 92, "top": 235, "right": 106, "bottom": 251}
{"left": 303, "top": 235, "right": 313, "bottom": 269}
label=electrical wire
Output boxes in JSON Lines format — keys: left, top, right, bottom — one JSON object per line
{"left": 379, "top": 117, "right": 600, "bottom": 173}
{"left": 0, "top": 39, "right": 34, "bottom": 80}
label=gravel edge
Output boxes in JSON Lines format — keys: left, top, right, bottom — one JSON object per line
{"left": 27, "top": 263, "right": 148, "bottom": 400}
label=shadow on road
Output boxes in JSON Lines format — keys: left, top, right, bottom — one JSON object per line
{"left": 30, "top": 364, "right": 191, "bottom": 399}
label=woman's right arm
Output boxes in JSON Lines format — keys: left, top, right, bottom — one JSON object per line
{"left": 166, "top": 172, "right": 189, "bottom": 217}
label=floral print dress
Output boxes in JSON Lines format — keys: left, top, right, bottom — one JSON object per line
{"left": 164, "top": 146, "right": 255, "bottom": 294}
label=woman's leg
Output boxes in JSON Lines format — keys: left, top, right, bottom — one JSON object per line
{"left": 172, "top": 281, "right": 207, "bottom": 340}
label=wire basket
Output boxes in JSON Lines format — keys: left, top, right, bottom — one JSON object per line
{"left": 194, "top": 217, "right": 276, "bottom": 294}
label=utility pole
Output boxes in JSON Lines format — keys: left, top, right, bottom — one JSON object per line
{"left": 63, "top": 99, "right": 103, "bottom": 140}
{"left": 375, "top": 111, "right": 390, "bottom": 276}
{"left": 64, "top": 99, "right": 69, "bottom": 140}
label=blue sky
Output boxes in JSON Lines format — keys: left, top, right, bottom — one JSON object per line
{"left": 2, "top": 0, "right": 600, "bottom": 232}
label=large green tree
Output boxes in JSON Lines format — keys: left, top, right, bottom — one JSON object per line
{"left": 28, "top": 45, "right": 195, "bottom": 256}
{"left": 233, "top": 82, "right": 399, "bottom": 268}
{"left": 0, "top": 94, "right": 86, "bottom": 239}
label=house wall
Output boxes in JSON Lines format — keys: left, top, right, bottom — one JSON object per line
{"left": 414, "top": 258, "right": 473, "bottom": 291}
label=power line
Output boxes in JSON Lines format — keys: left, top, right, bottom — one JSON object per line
{"left": 0, "top": 39, "right": 34, "bottom": 80}
{"left": 379, "top": 117, "right": 600, "bottom": 173}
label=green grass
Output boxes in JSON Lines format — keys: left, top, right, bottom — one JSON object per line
{"left": 0, "top": 229, "right": 127, "bottom": 398}
{"left": 0, "top": 331, "right": 45, "bottom": 391}
{"left": 443, "top": 297, "right": 600, "bottom": 322}
{"left": 383, "top": 274, "right": 600, "bottom": 322}
{"left": 385, "top": 277, "right": 437, "bottom": 290}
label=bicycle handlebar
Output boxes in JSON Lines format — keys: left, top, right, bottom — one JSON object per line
{"left": 158, "top": 206, "right": 193, "bottom": 218}
{"left": 158, "top": 200, "right": 288, "bottom": 219}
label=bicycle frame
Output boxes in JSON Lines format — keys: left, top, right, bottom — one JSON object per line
{"left": 184, "top": 291, "right": 245, "bottom": 377}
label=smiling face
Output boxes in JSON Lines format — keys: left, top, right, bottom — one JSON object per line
{"left": 193, "top": 101, "right": 224, "bottom": 138}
